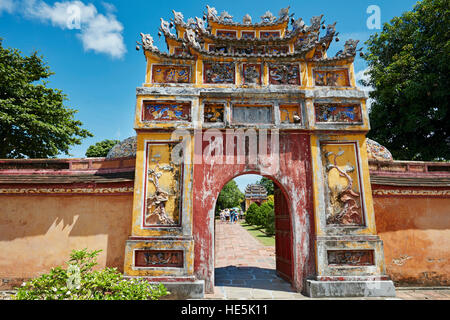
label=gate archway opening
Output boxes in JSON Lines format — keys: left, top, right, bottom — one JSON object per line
{"left": 213, "top": 173, "right": 295, "bottom": 293}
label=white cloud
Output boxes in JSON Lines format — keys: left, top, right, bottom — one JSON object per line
{"left": 355, "top": 68, "right": 371, "bottom": 88}
{"left": 0, "top": 0, "right": 15, "bottom": 14}
{"left": 10, "top": 0, "right": 126, "bottom": 59}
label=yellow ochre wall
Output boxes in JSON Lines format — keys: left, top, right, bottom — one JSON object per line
{"left": 0, "top": 194, "right": 133, "bottom": 289}
{"left": 0, "top": 184, "right": 448, "bottom": 288}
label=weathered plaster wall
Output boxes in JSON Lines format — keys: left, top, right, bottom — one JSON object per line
{"left": 373, "top": 195, "right": 450, "bottom": 286}
{"left": 0, "top": 194, "right": 132, "bottom": 289}
{"left": 192, "top": 132, "right": 316, "bottom": 294}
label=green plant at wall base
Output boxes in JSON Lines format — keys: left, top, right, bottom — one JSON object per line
{"left": 14, "top": 249, "right": 169, "bottom": 300}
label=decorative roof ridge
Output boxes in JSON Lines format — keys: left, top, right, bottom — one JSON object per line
{"left": 136, "top": 32, "right": 194, "bottom": 60}
{"left": 190, "top": 27, "right": 307, "bottom": 44}
{"left": 183, "top": 35, "right": 316, "bottom": 59}
{"left": 204, "top": 5, "right": 292, "bottom": 27}
{"left": 318, "top": 22, "right": 338, "bottom": 50}
{"left": 310, "top": 39, "right": 361, "bottom": 64}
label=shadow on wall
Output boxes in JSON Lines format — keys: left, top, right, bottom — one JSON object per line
{"left": 0, "top": 194, "right": 133, "bottom": 275}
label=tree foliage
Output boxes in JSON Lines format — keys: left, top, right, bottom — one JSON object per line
{"left": 245, "top": 200, "right": 275, "bottom": 236}
{"left": 257, "top": 177, "right": 274, "bottom": 195}
{"left": 362, "top": 0, "right": 449, "bottom": 161}
{"left": 0, "top": 39, "right": 92, "bottom": 158}
{"left": 215, "top": 180, "right": 244, "bottom": 214}
{"left": 85, "top": 139, "right": 120, "bottom": 157}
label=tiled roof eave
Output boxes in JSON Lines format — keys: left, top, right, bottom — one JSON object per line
{"left": 143, "top": 47, "right": 195, "bottom": 60}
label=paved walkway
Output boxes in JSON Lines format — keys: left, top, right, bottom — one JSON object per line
{"left": 204, "top": 220, "right": 450, "bottom": 300}
{"left": 208, "top": 220, "right": 302, "bottom": 299}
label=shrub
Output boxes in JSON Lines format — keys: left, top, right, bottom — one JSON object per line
{"left": 255, "top": 201, "right": 274, "bottom": 228}
{"left": 265, "top": 210, "right": 275, "bottom": 236}
{"left": 14, "top": 249, "right": 169, "bottom": 300}
{"left": 245, "top": 202, "right": 259, "bottom": 225}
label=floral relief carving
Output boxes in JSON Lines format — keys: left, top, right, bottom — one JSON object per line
{"left": 204, "top": 62, "right": 235, "bottom": 84}
{"left": 144, "top": 144, "right": 181, "bottom": 226}
{"left": 268, "top": 64, "right": 300, "bottom": 85}
{"left": 322, "top": 146, "right": 364, "bottom": 225}
{"left": 243, "top": 64, "right": 261, "bottom": 85}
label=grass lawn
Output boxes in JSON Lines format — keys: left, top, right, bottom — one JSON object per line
{"left": 239, "top": 221, "right": 275, "bottom": 247}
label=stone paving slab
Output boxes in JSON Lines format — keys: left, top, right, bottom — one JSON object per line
{"left": 205, "top": 220, "right": 450, "bottom": 300}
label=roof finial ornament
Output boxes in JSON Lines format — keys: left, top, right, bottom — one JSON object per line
{"left": 243, "top": 14, "right": 252, "bottom": 25}
{"left": 160, "top": 18, "right": 174, "bottom": 36}
{"left": 292, "top": 17, "right": 305, "bottom": 31}
{"left": 186, "top": 18, "right": 196, "bottom": 29}
{"left": 185, "top": 29, "right": 201, "bottom": 50}
{"left": 206, "top": 5, "right": 218, "bottom": 21}
{"left": 219, "top": 11, "right": 233, "bottom": 23}
{"left": 343, "top": 39, "right": 360, "bottom": 55}
{"left": 326, "top": 22, "right": 337, "bottom": 37}
{"left": 195, "top": 16, "right": 208, "bottom": 33}
{"left": 309, "top": 14, "right": 324, "bottom": 31}
{"left": 335, "top": 39, "right": 360, "bottom": 58}
{"left": 138, "top": 33, "right": 157, "bottom": 51}
{"left": 261, "top": 11, "right": 276, "bottom": 23}
{"left": 172, "top": 10, "right": 184, "bottom": 25}
{"left": 278, "top": 6, "right": 290, "bottom": 20}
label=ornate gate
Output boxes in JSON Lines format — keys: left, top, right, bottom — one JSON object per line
{"left": 122, "top": 6, "right": 396, "bottom": 298}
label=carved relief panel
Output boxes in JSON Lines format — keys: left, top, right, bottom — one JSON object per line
{"left": 320, "top": 142, "right": 365, "bottom": 226}
{"left": 266, "top": 46, "right": 289, "bottom": 55}
{"left": 280, "top": 104, "right": 301, "bottom": 124}
{"left": 241, "top": 31, "right": 255, "bottom": 39}
{"left": 204, "top": 62, "right": 235, "bottom": 84}
{"left": 315, "top": 103, "right": 362, "bottom": 124}
{"left": 142, "top": 101, "right": 191, "bottom": 122}
{"left": 143, "top": 142, "right": 182, "bottom": 227}
{"left": 152, "top": 65, "right": 190, "bottom": 84}
{"left": 269, "top": 63, "right": 301, "bottom": 85}
{"left": 314, "top": 69, "right": 350, "bottom": 87}
{"left": 259, "top": 31, "right": 281, "bottom": 39}
{"left": 204, "top": 103, "right": 225, "bottom": 123}
{"left": 135, "top": 250, "right": 184, "bottom": 268}
{"left": 232, "top": 104, "right": 273, "bottom": 124}
{"left": 216, "top": 30, "right": 237, "bottom": 38}
{"left": 327, "top": 250, "right": 374, "bottom": 266}
{"left": 242, "top": 64, "right": 262, "bottom": 85}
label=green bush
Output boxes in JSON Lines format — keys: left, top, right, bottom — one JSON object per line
{"left": 255, "top": 201, "right": 273, "bottom": 228}
{"left": 245, "top": 202, "right": 260, "bottom": 225}
{"left": 265, "top": 210, "right": 275, "bottom": 236}
{"left": 14, "top": 249, "right": 169, "bottom": 300}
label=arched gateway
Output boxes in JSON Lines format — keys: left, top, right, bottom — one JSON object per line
{"left": 123, "top": 7, "right": 396, "bottom": 298}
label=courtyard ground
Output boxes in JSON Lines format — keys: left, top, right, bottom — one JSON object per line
{"left": 204, "top": 219, "right": 450, "bottom": 300}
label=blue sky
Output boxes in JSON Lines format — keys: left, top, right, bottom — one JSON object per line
{"left": 0, "top": 0, "right": 419, "bottom": 191}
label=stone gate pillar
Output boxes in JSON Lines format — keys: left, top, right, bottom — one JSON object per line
{"left": 307, "top": 131, "right": 396, "bottom": 297}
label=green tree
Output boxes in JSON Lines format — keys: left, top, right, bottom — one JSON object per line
{"left": 85, "top": 139, "right": 120, "bottom": 157}
{"left": 0, "top": 39, "right": 92, "bottom": 158}
{"left": 215, "top": 180, "right": 244, "bottom": 214}
{"left": 255, "top": 201, "right": 274, "bottom": 228}
{"left": 257, "top": 177, "right": 274, "bottom": 195}
{"left": 362, "top": 0, "right": 449, "bottom": 161}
